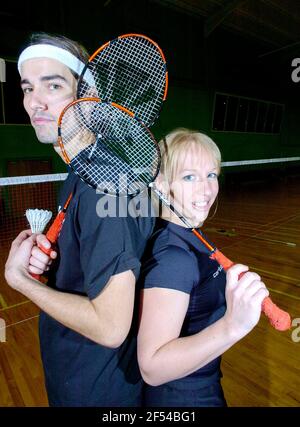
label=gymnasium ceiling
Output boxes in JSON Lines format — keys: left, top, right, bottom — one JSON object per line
{"left": 152, "top": 0, "right": 300, "bottom": 54}
{"left": 1, "top": 0, "right": 300, "bottom": 60}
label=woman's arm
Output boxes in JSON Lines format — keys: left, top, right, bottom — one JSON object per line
{"left": 137, "top": 263, "right": 269, "bottom": 386}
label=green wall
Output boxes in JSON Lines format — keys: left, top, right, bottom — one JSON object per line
{"left": 153, "top": 84, "right": 299, "bottom": 163}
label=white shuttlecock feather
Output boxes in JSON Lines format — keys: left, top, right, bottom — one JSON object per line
{"left": 25, "top": 209, "right": 53, "bottom": 233}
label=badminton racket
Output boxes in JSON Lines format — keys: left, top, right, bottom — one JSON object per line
{"left": 57, "top": 96, "right": 290, "bottom": 331}
{"left": 77, "top": 33, "right": 168, "bottom": 127}
{"left": 57, "top": 97, "right": 160, "bottom": 196}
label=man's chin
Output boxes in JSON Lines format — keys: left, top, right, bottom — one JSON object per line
{"left": 35, "top": 132, "right": 57, "bottom": 144}
{"left": 32, "top": 124, "right": 56, "bottom": 144}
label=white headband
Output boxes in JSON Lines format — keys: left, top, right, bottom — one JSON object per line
{"left": 17, "top": 44, "right": 94, "bottom": 86}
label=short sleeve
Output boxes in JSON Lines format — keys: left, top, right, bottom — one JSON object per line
{"left": 141, "top": 245, "right": 199, "bottom": 295}
{"left": 76, "top": 190, "right": 147, "bottom": 300}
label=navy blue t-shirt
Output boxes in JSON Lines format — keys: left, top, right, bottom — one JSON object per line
{"left": 39, "top": 171, "right": 155, "bottom": 407}
{"left": 139, "top": 219, "right": 226, "bottom": 389}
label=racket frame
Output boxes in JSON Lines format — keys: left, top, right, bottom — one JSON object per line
{"left": 77, "top": 33, "right": 168, "bottom": 126}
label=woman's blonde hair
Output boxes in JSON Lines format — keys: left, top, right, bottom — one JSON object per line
{"left": 158, "top": 128, "right": 221, "bottom": 183}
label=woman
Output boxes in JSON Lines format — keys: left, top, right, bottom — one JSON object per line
{"left": 137, "top": 128, "right": 268, "bottom": 407}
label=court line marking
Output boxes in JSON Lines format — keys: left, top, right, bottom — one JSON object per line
{"left": 0, "top": 299, "right": 31, "bottom": 312}
{"left": 209, "top": 217, "right": 300, "bottom": 231}
{"left": 267, "top": 288, "right": 300, "bottom": 301}
{"left": 0, "top": 293, "right": 8, "bottom": 309}
{"left": 249, "top": 266, "right": 300, "bottom": 285}
{"left": 219, "top": 212, "right": 300, "bottom": 252}
{"left": 2, "top": 315, "right": 39, "bottom": 330}
{"left": 205, "top": 227, "right": 296, "bottom": 247}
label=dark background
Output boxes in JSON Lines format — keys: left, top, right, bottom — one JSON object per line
{"left": 0, "top": 0, "right": 300, "bottom": 177}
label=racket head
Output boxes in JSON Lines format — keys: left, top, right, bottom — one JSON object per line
{"left": 77, "top": 34, "right": 168, "bottom": 127}
{"left": 57, "top": 97, "right": 161, "bottom": 197}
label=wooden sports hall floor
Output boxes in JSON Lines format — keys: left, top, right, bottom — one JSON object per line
{"left": 0, "top": 173, "right": 299, "bottom": 406}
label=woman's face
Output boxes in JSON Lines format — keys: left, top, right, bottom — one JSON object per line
{"left": 165, "top": 143, "right": 219, "bottom": 228}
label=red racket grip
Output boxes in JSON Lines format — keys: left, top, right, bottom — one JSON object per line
{"left": 30, "top": 210, "right": 66, "bottom": 282}
{"left": 211, "top": 249, "right": 291, "bottom": 331}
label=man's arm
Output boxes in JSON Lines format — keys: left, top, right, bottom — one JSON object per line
{"left": 5, "top": 231, "right": 135, "bottom": 348}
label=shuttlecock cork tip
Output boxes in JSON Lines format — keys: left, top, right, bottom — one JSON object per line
{"left": 25, "top": 209, "right": 53, "bottom": 233}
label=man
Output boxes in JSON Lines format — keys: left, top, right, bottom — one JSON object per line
{"left": 5, "top": 33, "right": 154, "bottom": 406}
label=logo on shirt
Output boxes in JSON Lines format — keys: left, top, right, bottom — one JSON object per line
{"left": 213, "top": 265, "right": 223, "bottom": 278}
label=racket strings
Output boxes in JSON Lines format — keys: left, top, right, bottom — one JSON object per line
{"left": 59, "top": 99, "right": 160, "bottom": 195}
{"left": 78, "top": 35, "right": 167, "bottom": 126}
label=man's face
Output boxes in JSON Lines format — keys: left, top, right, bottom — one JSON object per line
{"left": 20, "top": 58, "right": 77, "bottom": 144}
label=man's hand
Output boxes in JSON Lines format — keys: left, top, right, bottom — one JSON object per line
{"left": 5, "top": 230, "right": 36, "bottom": 289}
{"left": 29, "top": 234, "right": 57, "bottom": 275}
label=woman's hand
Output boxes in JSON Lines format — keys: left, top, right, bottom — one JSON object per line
{"left": 223, "top": 263, "right": 269, "bottom": 340}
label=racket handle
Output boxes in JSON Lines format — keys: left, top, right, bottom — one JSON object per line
{"left": 30, "top": 210, "right": 66, "bottom": 282}
{"left": 45, "top": 211, "right": 66, "bottom": 244}
{"left": 211, "top": 249, "right": 291, "bottom": 331}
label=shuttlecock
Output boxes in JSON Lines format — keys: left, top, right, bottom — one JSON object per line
{"left": 25, "top": 209, "right": 53, "bottom": 233}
